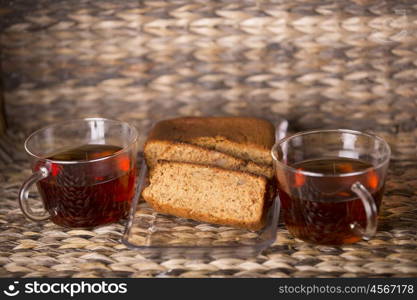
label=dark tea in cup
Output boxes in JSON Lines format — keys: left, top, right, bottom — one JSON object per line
{"left": 36, "top": 144, "right": 136, "bottom": 228}
{"left": 19, "top": 118, "right": 138, "bottom": 228}
{"left": 272, "top": 129, "right": 390, "bottom": 245}
{"left": 278, "top": 157, "right": 385, "bottom": 245}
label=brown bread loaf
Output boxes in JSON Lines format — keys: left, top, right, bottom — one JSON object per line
{"left": 142, "top": 160, "right": 269, "bottom": 231}
{"left": 141, "top": 116, "right": 276, "bottom": 230}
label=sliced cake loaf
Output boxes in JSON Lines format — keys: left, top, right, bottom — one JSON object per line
{"left": 144, "top": 139, "right": 273, "bottom": 178}
{"left": 145, "top": 116, "right": 275, "bottom": 166}
{"left": 142, "top": 160, "right": 269, "bottom": 230}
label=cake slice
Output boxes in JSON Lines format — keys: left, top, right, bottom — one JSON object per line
{"left": 144, "top": 140, "right": 273, "bottom": 178}
{"left": 146, "top": 117, "right": 275, "bottom": 166}
{"left": 142, "top": 160, "right": 269, "bottom": 230}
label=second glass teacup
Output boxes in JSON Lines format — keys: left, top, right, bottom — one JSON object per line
{"left": 272, "top": 129, "right": 390, "bottom": 245}
{"left": 19, "top": 118, "right": 138, "bottom": 228}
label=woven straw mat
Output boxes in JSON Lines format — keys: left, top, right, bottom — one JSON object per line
{"left": 0, "top": 0, "right": 417, "bottom": 277}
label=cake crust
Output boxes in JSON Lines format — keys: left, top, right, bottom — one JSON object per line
{"left": 146, "top": 117, "right": 275, "bottom": 165}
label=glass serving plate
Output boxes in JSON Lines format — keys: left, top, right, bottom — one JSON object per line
{"left": 122, "top": 117, "right": 287, "bottom": 259}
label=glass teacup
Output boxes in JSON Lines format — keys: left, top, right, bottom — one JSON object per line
{"left": 19, "top": 118, "right": 138, "bottom": 228}
{"left": 272, "top": 129, "right": 391, "bottom": 245}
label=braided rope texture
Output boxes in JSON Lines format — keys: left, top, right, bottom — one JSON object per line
{"left": 0, "top": 0, "right": 417, "bottom": 277}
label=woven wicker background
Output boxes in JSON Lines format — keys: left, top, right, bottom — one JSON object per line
{"left": 0, "top": 0, "right": 417, "bottom": 277}
{"left": 0, "top": 57, "right": 5, "bottom": 134}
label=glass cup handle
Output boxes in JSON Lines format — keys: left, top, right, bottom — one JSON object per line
{"left": 350, "top": 181, "right": 378, "bottom": 240}
{"left": 18, "top": 166, "right": 50, "bottom": 221}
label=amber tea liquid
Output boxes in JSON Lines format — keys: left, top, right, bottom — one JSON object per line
{"left": 36, "top": 144, "right": 136, "bottom": 228}
{"left": 278, "top": 157, "right": 384, "bottom": 245}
